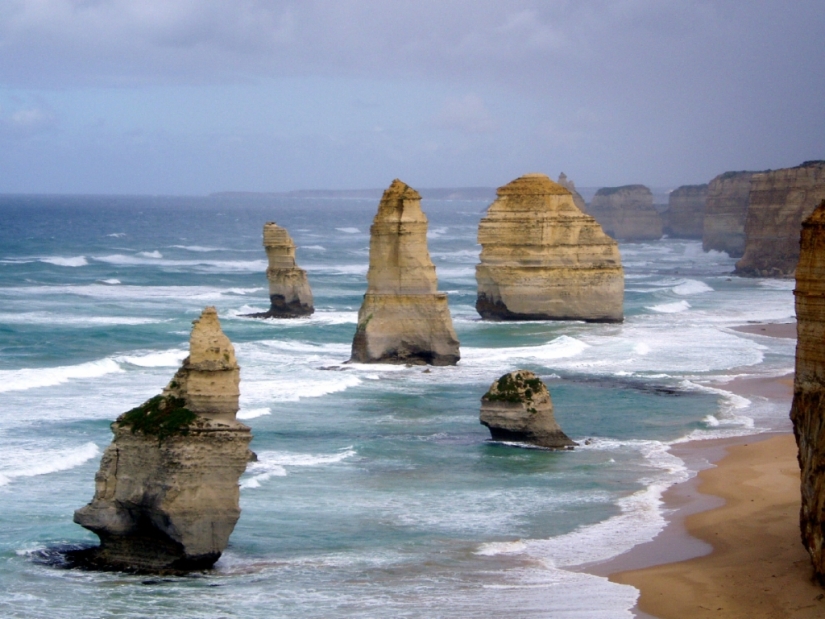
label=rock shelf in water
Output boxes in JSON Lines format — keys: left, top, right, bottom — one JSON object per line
{"left": 350, "top": 179, "right": 460, "bottom": 365}
{"left": 475, "top": 173, "right": 624, "bottom": 322}
{"left": 480, "top": 370, "right": 575, "bottom": 449}
{"left": 73, "top": 307, "right": 253, "bottom": 573}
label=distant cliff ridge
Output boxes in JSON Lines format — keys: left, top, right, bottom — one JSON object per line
{"left": 735, "top": 161, "right": 825, "bottom": 277}
{"left": 587, "top": 184, "right": 663, "bottom": 241}
{"left": 665, "top": 184, "right": 708, "bottom": 239}
{"left": 702, "top": 171, "right": 758, "bottom": 257}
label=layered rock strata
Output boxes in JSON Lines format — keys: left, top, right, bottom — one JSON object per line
{"left": 665, "top": 184, "right": 708, "bottom": 239}
{"left": 557, "top": 172, "right": 587, "bottom": 213}
{"left": 702, "top": 171, "right": 756, "bottom": 257}
{"left": 790, "top": 199, "right": 825, "bottom": 584}
{"left": 475, "top": 173, "right": 623, "bottom": 322}
{"left": 587, "top": 185, "right": 662, "bottom": 241}
{"left": 480, "top": 370, "right": 575, "bottom": 449}
{"left": 350, "top": 179, "right": 460, "bottom": 365}
{"left": 735, "top": 161, "right": 825, "bottom": 277}
{"left": 74, "top": 307, "right": 252, "bottom": 572}
{"left": 249, "top": 222, "right": 314, "bottom": 318}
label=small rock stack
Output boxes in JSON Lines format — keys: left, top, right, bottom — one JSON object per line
{"left": 350, "top": 179, "right": 460, "bottom": 365}
{"left": 665, "top": 184, "right": 708, "bottom": 239}
{"left": 250, "top": 222, "right": 314, "bottom": 317}
{"left": 588, "top": 184, "right": 662, "bottom": 241}
{"left": 74, "top": 307, "right": 253, "bottom": 572}
{"left": 480, "top": 370, "right": 575, "bottom": 449}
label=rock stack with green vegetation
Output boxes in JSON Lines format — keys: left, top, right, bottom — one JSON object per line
{"left": 73, "top": 307, "right": 253, "bottom": 573}
{"left": 480, "top": 370, "right": 575, "bottom": 449}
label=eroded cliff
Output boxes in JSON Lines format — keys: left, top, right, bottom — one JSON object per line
{"left": 476, "top": 173, "right": 623, "bottom": 322}
{"left": 588, "top": 185, "right": 662, "bottom": 241}
{"left": 790, "top": 199, "right": 825, "bottom": 585}
{"left": 74, "top": 307, "right": 252, "bottom": 572}
{"left": 665, "top": 184, "right": 708, "bottom": 239}
{"left": 702, "top": 171, "right": 755, "bottom": 257}
{"left": 480, "top": 370, "right": 575, "bottom": 449}
{"left": 735, "top": 161, "right": 825, "bottom": 277}
{"left": 350, "top": 179, "right": 460, "bottom": 365}
{"left": 248, "top": 222, "right": 314, "bottom": 318}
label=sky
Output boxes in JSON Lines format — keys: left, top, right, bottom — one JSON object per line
{"left": 0, "top": 0, "right": 823, "bottom": 194}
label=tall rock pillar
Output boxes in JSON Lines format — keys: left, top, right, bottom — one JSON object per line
{"left": 350, "top": 179, "right": 460, "bottom": 365}
{"left": 249, "top": 222, "right": 314, "bottom": 318}
{"left": 74, "top": 307, "right": 253, "bottom": 572}
{"left": 476, "top": 173, "right": 624, "bottom": 322}
{"left": 790, "top": 199, "right": 825, "bottom": 584}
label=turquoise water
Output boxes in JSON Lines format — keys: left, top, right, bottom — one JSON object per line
{"left": 0, "top": 195, "right": 796, "bottom": 617}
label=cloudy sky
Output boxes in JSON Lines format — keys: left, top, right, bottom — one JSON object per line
{"left": 1, "top": 0, "right": 822, "bottom": 194}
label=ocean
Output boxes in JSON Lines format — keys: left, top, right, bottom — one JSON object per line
{"left": 0, "top": 194, "right": 796, "bottom": 618}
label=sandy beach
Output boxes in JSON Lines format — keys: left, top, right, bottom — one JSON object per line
{"left": 604, "top": 321, "right": 825, "bottom": 618}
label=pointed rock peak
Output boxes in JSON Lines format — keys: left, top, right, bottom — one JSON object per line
{"left": 497, "top": 173, "right": 571, "bottom": 197}
{"left": 189, "top": 307, "right": 237, "bottom": 371}
{"left": 376, "top": 179, "right": 425, "bottom": 221}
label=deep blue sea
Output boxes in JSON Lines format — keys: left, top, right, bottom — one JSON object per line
{"left": 0, "top": 194, "right": 796, "bottom": 618}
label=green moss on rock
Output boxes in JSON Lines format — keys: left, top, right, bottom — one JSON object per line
{"left": 118, "top": 395, "right": 198, "bottom": 442}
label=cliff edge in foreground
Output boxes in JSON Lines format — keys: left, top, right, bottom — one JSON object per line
{"left": 350, "top": 179, "right": 460, "bottom": 365}
{"left": 74, "top": 307, "right": 252, "bottom": 572}
{"left": 790, "top": 199, "right": 825, "bottom": 585}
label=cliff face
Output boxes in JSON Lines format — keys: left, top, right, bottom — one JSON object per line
{"left": 350, "top": 179, "right": 460, "bottom": 365}
{"left": 480, "top": 370, "right": 575, "bottom": 449}
{"left": 790, "top": 200, "right": 825, "bottom": 585}
{"left": 74, "top": 307, "right": 252, "bottom": 572}
{"left": 665, "top": 184, "right": 708, "bottom": 239}
{"left": 588, "top": 185, "right": 662, "bottom": 241}
{"left": 557, "top": 172, "right": 587, "bottom": 213}
{"left": 249, "top": 222, "right": 314, "bottom": 318}
{"left": 476, "top": 173, "right": 623, "bottom": 322}
{"left": 735, "top": 161, "right": 825, "bottom": 277}
{"left": 702, "top": 171, "right": 755, "bottom": 257}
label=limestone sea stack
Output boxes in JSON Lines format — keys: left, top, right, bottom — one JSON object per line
{"left": 350, "top": 179, "right": 460, "bottom": 365}
{"left": 702, "top": 171, "right": 756, "bottom": 257}
{"left": 480, "top": 370, "right": 575, "bottom": 449}
{"left": 587, "top": 185, "right": 663, "bottom": 241}
{"left": 664, "top": 184, "right": 708, "bottom": 239}
{"left": 557, "top": 172, "right": 587, "bottom": 212}
{"left": 475, "top": 173, "right": 623, "bottom": 322}
{"left": 249, "top": 222, "right": 314, "bottom": 318}
{"left": 789, "top": 199, "right": 825, "bottom": 584}
{"left": 735, "top": 161, "right": 825, "bottom": 277}
{"left": 74, "top": 307, "right": 252, "bottom": 572}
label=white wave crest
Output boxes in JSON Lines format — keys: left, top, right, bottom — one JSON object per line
{"left": 116, "top": 349, "right": 187, "bottom": 367}
{"left": 40, "top": 256, "right": 88, "bottom": 267}
{"left": 0, "top": 442, "right": 99, "bottom": 487}
{"left": 0, "top": 358, "right": 123, "bottom": 393}
{"left": 242, "top": 447, "right": 356, "bottom": 489}
{"left": 673, "top": 280, "right": 713, "bottom": 295}
{"left": 648, "top": 300, "right": 691, "bottom": 313}
{"left": 335, "top": 227, "right": 360, "bottom": 234}
{"left": 237, "top": 407, "right": 271, "bottom": 420}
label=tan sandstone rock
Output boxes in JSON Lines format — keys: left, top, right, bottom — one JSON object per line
{"left": 73, "top": 307, "right": 252, "bottom": 572}
{"left": 350, "top": 179, "right": 460, "bottom": 365}
{"left": 735, "top": 161, "right": 825, "bottom": 277}
{"left": 790, "top": 199, "right": 825, "bottom": 584}
{"left": 480, "top": 370, "right": 575, "bottom": 449}
{"left": 702, "top": 171, "right": 755, "bottom": 257}
{"left": 248, "top": 222, "right": 314, "bottom": 318}
{"left": 665, "top": 184, "right": 708, "bottom": 239}
{"left": 587, "top": 185, "right": 662, "bottom": 241}
{"left": 475, "top": 173, "right": 623, "bottom": 322}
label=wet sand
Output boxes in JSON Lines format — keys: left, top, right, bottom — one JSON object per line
{"left": 593, "top": 322, "right": 825, "bottom": 617}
